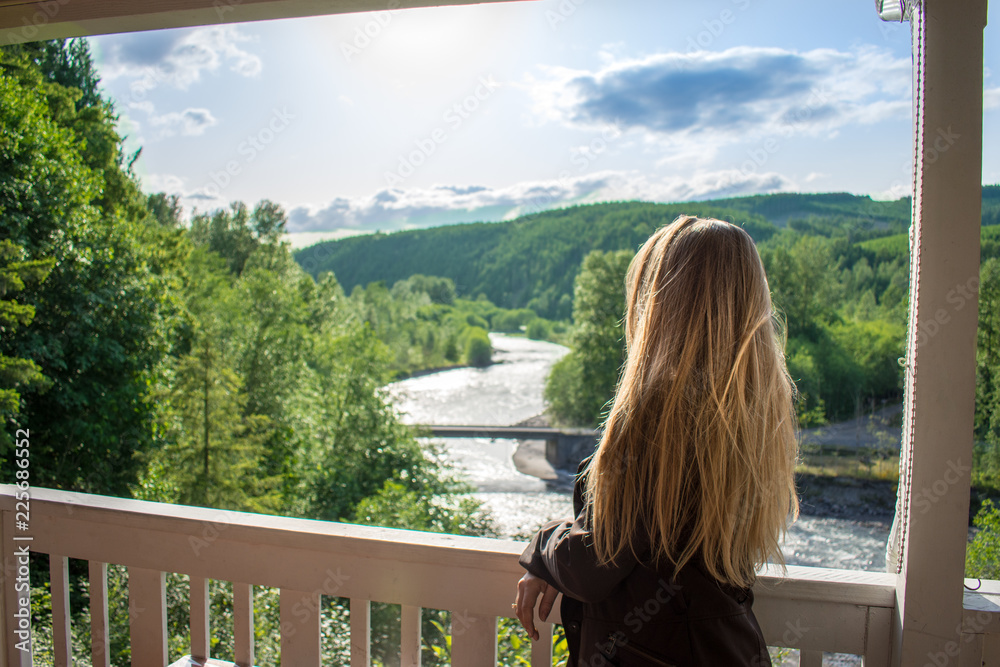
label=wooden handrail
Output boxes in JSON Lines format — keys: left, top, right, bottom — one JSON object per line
{"left": 0, "top": 485, "right": 915, "bottom": 666}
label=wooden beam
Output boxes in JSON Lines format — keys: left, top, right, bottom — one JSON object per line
{"left": 0, "top": 0, "right": 528, "bottom": 46}
{"left": 891, "top": 0, "right": 987, "bottom": 664}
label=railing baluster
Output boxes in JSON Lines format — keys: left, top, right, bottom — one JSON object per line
{"left": 350, "top": 598, "right": 371, "bottom": 667}
{"left": 280, "top": 588, "right": 321, "bottom": 666}
{"left": 799, "top": 649, "right": 823, "bottom": 667}
{"left": 450, "top": 612, "right": 496, "bottom": 667}
{"left": 234, "top": 582, "right": 254, "bottom": 667}
{"left": 49, "top": 554, "right": 70, "bottom": 667}
{"left": 2, "top": 508, "right": 31, "bottom": 667}
{"left": 863, "top": 606, "right": 891, "bottom": 667}
{"left": 958, "top": 634, "right": 984, "bottom": 667}
{"left": 530, "top": 622, "right": 552, "bottom": 667}
{"left": 88, "top": 561, "right": 109, "bottom": 667}
{"left": 190, "top": 575, "right": 209, "bottom": 661}
{"left": 982, "top": 633, "right": 1000, "bottom": 667}
{"left": 400, "top": 605, "right": 422, "bottom": 667}
{"left": 127, "top": 567, "right": 167, "bottom": 666}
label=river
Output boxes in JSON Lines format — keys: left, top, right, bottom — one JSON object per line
{"left": 388, "top": 334, "right": 891, "bottom": 572}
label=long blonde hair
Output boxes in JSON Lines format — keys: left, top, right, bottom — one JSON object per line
{"left": 586, "top": 215, "right": 798, "bottom": 589}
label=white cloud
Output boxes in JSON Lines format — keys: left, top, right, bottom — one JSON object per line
{"left": 283, "top": 169, "right": 795, "bottom": 234}
{"left": 95, "top": 26, "right": 262, "bottom": 97}
{"left": 526, "top": 46, "right": 913, "bottom": 148}
{"left": 141, "top": 167, "right": 796, "bottom": 232}
{"left": 985, "top": 87, "right": 1000, "bottom": 110}
{"left": 149, "top": 107, "right": 218, "bottom": 137}
{"left": 142, "top": 173, "right": 187, "bottom": 196}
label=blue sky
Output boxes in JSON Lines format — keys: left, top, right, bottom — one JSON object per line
{"left": 88, "top": 0, "right": 1000, "bottom": 247}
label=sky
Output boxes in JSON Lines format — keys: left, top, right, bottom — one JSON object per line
{"left": 87, "top": 0, "right": 1000, "bottom": 248}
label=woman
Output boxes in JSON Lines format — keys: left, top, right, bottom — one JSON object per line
{"left": 514, "top": 216, "right": 798, "bottom": 666}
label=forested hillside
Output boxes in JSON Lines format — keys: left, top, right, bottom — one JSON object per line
{"left": 296, "top": 201, "right": 783, "bottom": 320}
{"left": 296, "top": 189, "right": 1000, "bottom": 321}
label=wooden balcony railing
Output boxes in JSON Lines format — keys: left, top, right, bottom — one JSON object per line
{"left": 1, "top": 485, "right": 997, "bottom": 667}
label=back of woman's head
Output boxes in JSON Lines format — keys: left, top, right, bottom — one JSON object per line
{"left": 587, "top": 215, "right": 798, "bottom": 589}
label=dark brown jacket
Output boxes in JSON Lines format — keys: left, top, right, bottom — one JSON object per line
{"left": 519, "top": 464, "right": 771, "bottom": 667}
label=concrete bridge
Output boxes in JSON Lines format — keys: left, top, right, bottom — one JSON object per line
{"left": 414, "top": 424, "right": 600, "bottom": 471}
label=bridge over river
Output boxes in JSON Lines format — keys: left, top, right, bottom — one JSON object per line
{"left": 415, "top": 424, "right": 600, "bottom": 470}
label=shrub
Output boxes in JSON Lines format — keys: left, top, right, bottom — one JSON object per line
{"left": 526, "top": 319, "right": 549, "bottom": 340}
{"left": 967, "top": 499, "right": 1000, "bottom": 579}
{"left": 464, "top": 327, "right": 492, "bottom": 367}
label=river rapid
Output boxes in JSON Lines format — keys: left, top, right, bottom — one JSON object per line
{"left": 388, "top": 334, "right": 891, "bottom": 572}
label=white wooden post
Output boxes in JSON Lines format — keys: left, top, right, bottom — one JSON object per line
{"left": 350, "top": 598, "right": 371, "bottom": 667}
{"left": 89, "top": 562, "right": 110, "bottom": 667}
{"left": 799, "top": 650, "right": 823, "bottom": 667}
{"left": 400, "top": 605, "right": 422, "bottom": 667}
{"left": 449, "top": 612, "right": 496, "bottom": 667}
{"left": 190, "top": 575, "right": 210, "bottom": 662}
{"left": 530, "top": 622, "right": 553, "bottom": 667}
{"left": 888, "top": 0, "right": 987, "bottom": 665}
{"left": 49, "top": 555, "right": 71, "bottom": 667}
{"left": 128, "top": 567, "right": 168, "bottom": 667}
{"left": 280, "top": 588, "right": 321, "bottom": 666}
{"left": 864, "top": 606, "right": 892, "bottom": 667}
{"left": 233, "top": 582, "right": 254, "bottom": 667}
{"left": 2, "top": 510, "right": 30, "bottom": 667}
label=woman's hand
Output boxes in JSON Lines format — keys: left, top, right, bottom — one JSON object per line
{"left": 514, "top": 572, "right": 559, "bottom": 641}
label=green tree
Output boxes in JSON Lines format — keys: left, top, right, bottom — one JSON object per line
{"left": 760, "top": 235, "right": 841, "bottom": 340}
{"left": 0, "top": 241, "right": 54, "bottom": 447}
{"left": 545, "top": 250, "right": 632, "bottom": 426}
{"left": 188, "top": 200, "right": 287, "bottom": 276}
{"left": 155, "top": 333, "right": 276, "bottom": 512}
{"left": 974, "top": 259, "right": 1000, "bottom": 489}
{"left": 0, "top": 44, "right": 172, "bottom": 495}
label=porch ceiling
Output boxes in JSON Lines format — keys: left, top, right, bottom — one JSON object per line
{"left": 0, "top": 0, "right": 527, "bottom": 45}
